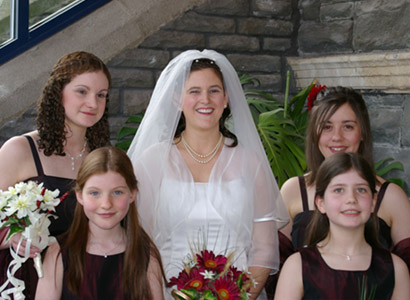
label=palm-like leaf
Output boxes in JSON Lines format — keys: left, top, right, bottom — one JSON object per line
{"left": 257, "top": 108, "right": 306, "bottom": 187}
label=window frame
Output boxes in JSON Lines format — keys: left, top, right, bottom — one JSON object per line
{"left": 0, "top": 0, "right": 111, "bottom": 65}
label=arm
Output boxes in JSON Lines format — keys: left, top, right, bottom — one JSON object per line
{"left": 147, "top": 255, "right": 165, "bottom": 300}
{"left": 274, "top": 253, "right": 303, "bottom": 300}
{"left": 279, "top": 176, "right": 303, "bottom": 239}
{"left": 35, "top": 242, "right": 64, "bottom": 300}
{"left": 0, "top": 135, "right": 40, "bottom": 253}
{"left": 391, "top": 254, "right": 410, "bottom": 300}
{"left": 247, "top": 266, "right": 270, "bottom": 300}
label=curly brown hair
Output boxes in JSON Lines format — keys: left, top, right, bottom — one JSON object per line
{"left": 36, "top": 51, "right": 111, "bottom": 156}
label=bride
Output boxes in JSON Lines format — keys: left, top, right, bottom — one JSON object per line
{"left": 127, "top": 49, "right": 288, "bottom": 299}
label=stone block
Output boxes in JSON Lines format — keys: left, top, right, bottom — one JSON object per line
{"left": 164, "top": 11, "right": 235, "bottom": 33}
{"left": 299, "top": 0, "right": 321, "bottom": 21}
{"left": 123, "top": 89, "right": 153, "bottom": 115}
{"left": 353, "top": 2, "right": 410, "bottom": 52}
{"left": 238, "top": 18, "right": 293, "bottom": 36}
{"left": 402, "top": 99, "right": 410, "bottom": 147}
{"left": 320, "top": 2, "right": 354, "bottom": 22}
{"left": 0, "top": 117, "right": 36, "bottom": 146}
{"left": 252, "top": 73, "right": 282, "bottom": 92}
{"left": 139, "top": 30, "right": 205, "bottom": 49}
{"left": 194, "top": 0, "right": 249, "bottom": 16}
{"left": 298, "top": 20, "right": 353, "bottom": 54}
{"left": 108, "top": 88, "right": 121, "bottom": 115}
{"left": 263, "top": 37, "right": 291, "bottom": 52}
{"left": 107, "top": 49, "right": 170, "bottom": 69}
{"left": 252, "top": 0, "right": 292, "bottom": 19}
{"left": 110, "top": 68, "right": 154, "bottom": 88}
{"left": 368, "top": 107, "right": 401, "bottom": 145}
{"left": 226, "top": 54, "right": 281, "bottom": 73}
{"left": 209, "top": 35, "right": 260, "bottom": 52}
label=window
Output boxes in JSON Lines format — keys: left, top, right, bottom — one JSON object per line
{"left": 0, "top": 0, "right": 110, "bottom": 65}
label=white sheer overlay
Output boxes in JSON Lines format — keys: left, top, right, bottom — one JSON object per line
{"left": 127, "top": 50, "right": 289, "bottom": 297}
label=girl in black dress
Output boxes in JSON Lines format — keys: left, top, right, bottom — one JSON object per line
{"left": 275, "top": 152, "right": 410, "bottom": 300}
{"left": 36, "top": 147, "right": 166, "bottom": 300}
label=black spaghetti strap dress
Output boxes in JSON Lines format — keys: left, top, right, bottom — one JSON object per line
{"left": 0, "top": 136, "right": 76, "bottom": 299}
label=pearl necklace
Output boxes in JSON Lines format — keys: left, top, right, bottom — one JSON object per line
{"left": 181, "top": 133, "right": 223, "bottom": 164}
{"left": 65, "top": 140, "right": 87, "bottom": 171}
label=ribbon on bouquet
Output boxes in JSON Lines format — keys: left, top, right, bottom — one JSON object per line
{"left": 0, "top": 236, "right": 31, "bottom": 300}
{"left": 0, "top": 215, "right": 56, "bottom": 299}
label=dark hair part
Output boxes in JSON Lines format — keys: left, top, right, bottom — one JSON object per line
{"left": 174, "top": 58, "right": 238, "bottom": 147}
{"left": 62, "top": 147, "right": 166, "bottom": 299}
{"left": 36, "top": 51, "right": 111, "bottom": 156}
{"left": 305, "top": 152, "right": 381, "bottom": 249}
{"left": 305, "top": 86, "right": 373, "bottom": 185}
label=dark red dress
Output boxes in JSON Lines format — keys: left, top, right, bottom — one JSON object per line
{"left": 61, "top": 251, "right": 129, "bottom": 300}
{"left": 301, "top": 246, "right": 394, "bottom": 300}
{"left": 0, "top": 136, "right": 76, "bottom": 299}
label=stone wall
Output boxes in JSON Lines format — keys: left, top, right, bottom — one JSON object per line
{"left": 297, "top": 0, "right": 410, "bottom": 192}
{"left": 0, "top": 0, "right": 409, "bottom": 192}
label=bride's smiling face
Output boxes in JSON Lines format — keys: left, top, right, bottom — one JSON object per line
{"left": 182, "top": 68, "right": 228, "bottom": 132}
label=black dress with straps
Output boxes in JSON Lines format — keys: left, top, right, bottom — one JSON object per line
{"left": 0, "top": 136, "right": 76, "bottom": 299}
{"left": 292, "top": 176, "right": 392, "bottom": 249}
{"left": 301, "top": 246, "right": 394, "bottom": 300}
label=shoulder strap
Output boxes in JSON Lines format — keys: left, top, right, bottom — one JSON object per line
{"left": 24, "top": 135, "right": 44, "bottom": 176}
{"left": 374, "top": 181, "right": 390, "bottom": 213}
{"left": 298, "top": 176, "right": 309, "bottom": 212}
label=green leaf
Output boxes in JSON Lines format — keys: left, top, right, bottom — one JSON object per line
{"left": 116, "top": 127, "right": 138, "bottom": 141}
{"left": 125, "top": 115, "right": 144, "bottom": 124}
{"left": 114, "top": 140, "right": 132, "bottom": 151}
{"left": 180, "top": 288, "right": 199, "bottom": 298}
{"left": 6, "top": 224, "right": 25, "bottom": 242}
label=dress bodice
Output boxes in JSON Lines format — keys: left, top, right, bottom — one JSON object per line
{"left": 301, "top": 246, "right": 394, "bottom": 300}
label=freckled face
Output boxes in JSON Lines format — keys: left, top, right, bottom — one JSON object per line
{"left": 62, "top": 71, "right": 109, "bottom": 131}
{"left": 318, "top": 103, "right": 362, "bottom": 158}
{"left": 182, "top": 68, "right": 228, "bottom": 132}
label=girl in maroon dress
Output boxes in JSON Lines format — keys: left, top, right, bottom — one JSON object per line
{"left": 36, "top": 147, "right": 166, "bottom": 300}
{"left": 274, "top": 152, "right": 410, "bottom": 300}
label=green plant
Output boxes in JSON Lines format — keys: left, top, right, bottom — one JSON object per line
{"left": 242, "top": 72, "right": 314, "bottom": 187}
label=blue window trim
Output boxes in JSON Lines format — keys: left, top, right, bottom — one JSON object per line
{"left": 0, "top": 0, "right": 111, "bottom": 66}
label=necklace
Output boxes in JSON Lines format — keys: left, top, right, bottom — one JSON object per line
{"left": 92, "top": 235, "right": 125, "bottom": 258}
{"left": 324, "top": 250, "right": 369, "bottom": 261}
{"left": 181, "top": 133, "right": 223, "bottom": 164}
{"left": 65, "top": 140, "right": 87, "bottom": 171}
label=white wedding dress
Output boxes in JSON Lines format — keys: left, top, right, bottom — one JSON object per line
{"left": 135, "top": 142, "right": 276, "bottom": 299}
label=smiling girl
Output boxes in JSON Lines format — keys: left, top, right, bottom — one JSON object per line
{"left": 274, "top": 152, "right": 410, "bottom": 300}
{"left": 35, "top": 147, "right": 166, "bottom": 300}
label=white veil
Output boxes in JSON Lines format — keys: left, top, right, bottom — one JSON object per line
{"left": 127, "top": 49, "right": 289, "bottom": 274}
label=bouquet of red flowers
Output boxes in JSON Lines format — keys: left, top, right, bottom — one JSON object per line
{"left": 170, "top": 250, "right": 254, "bottom": 300}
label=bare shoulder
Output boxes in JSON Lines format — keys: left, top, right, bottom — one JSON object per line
{"left": 0, "top": 133, "right": 37, "bottom": 188}
{"left": 281, "top": 176, "right": 303, "bottom": 217}
{"left": 275, "top": 252, "right": 303, "bottom": 300}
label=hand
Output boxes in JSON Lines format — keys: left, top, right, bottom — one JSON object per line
{"left": 9, "top": 232, "right": 41, "bottom": 258}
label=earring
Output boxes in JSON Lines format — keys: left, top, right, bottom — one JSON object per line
{"left": 224, "top": 104, "right": 227, "bottom": 108}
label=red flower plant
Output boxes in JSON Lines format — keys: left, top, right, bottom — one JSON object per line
{"left": 170, "top": 268, "right": 206, "bottom": 292}
{"left": 196, "top": 250, "right": 227, "bottom": 273}
{"left": 170, "top": 250, "right": 253, "bottom": 299}
{"left": 307, "top": 84, "right": 327, "bottom": 111}
{"left": 213, "top": 276, "right": 241, "bottom": 300}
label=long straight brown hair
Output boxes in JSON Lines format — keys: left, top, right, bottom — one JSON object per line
{"left": 62, "top": 147, "right": 165, "bottom": 299}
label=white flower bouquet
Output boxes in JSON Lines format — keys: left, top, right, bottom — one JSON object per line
{"left": 0, "top": 181, "right": 66, "bottom": 299}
